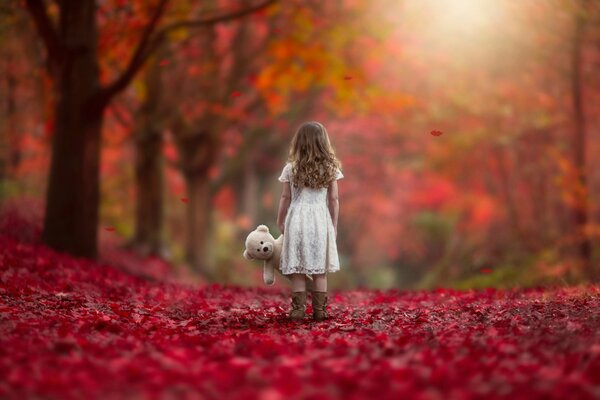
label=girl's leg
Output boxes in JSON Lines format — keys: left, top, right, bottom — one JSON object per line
{"left": 313, "top": 273, "right": 327, "bottom": 292}
{"left": 312, "top": 273, "right": 328, "bottom": 321}
{"left": 291, "top": 273, "right": 306, "bottom": 292}
{"left": 288, "top": 273, "right": 307, "bottom": 321}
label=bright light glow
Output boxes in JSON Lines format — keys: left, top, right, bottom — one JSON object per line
{"left": 401, "top": 0, "right": 509, "bottom": 60}
{"left": 435, "top": 0, "right": 500, "bottom": 33}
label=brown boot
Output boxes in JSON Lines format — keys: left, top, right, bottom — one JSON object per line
{"left": 288, "top": 291, "right": 306, "bottom": 321}
{"left": 312, "top": 291, "right": 329, "bottom": 321}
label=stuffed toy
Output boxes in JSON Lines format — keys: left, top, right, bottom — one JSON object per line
{"left": 243, "top": 224, "right": 312, "bottom": 286}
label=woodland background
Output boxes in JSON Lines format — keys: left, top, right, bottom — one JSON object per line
{"left": 1, "top": 0, "right": 600, "bottom": 290}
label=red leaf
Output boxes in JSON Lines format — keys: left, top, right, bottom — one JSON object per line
{"left": 430, "top": 130, "right": 443, "bottom": 136}
{"left": 1, "top": 228, "right": 598, "bottom": 399}
{"left": 180, "top": 197, "right": 189, "bottom": 203}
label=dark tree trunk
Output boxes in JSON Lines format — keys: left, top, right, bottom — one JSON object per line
{"left": 570, "top": 0, "right": 595, "bottom": 280}
{"left": 131, "top": 56, "right": 166, "bottom": 257}
{"left": 241, "top": 151, "right": 259, "bottom": 223}
{"left": 41, "top": 0, "right": 105, "bottom": 259}
{"left": 492, "top": 145, "right": 528, "bottom": 253}
{"left": 6, "top": 57, "right": 19, "bottom": 174}
{"left": 1, "top": 53, "right": 18, "bottom": 190}
{"left": 184, "top": 171, "right": 211, "bottom": 274}
{"left": 25, "top": 0, "right": 272, "bottom": 260}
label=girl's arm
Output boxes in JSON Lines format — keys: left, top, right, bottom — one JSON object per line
{"left": 277, "top": 182, "right": 292, "bottom": 234}
{"left": 327, "top": 180, "right": 339, "bottom": 237}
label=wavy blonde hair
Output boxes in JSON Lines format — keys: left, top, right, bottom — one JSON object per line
{"left": 286, "top": 121, "right": 342, "bottom": 189}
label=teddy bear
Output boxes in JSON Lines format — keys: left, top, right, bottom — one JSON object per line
{"left": 243, "top": 224, "right": 312, "bottom": 286}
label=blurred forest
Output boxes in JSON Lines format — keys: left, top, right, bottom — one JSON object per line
{"left": 1, "top": 0, "right": 600, "bottom": 290}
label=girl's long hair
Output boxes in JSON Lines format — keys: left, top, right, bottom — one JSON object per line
{"left": 286, "top": 121, "right": 342, "bottom": 189}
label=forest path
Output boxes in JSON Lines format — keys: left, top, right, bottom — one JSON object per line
{"left": 0, "top": 234, "right": 599, "bottom": 399}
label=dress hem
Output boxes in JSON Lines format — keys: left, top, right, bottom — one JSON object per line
{"left": 281, "top": 265, "right": 340, "bottom": 275}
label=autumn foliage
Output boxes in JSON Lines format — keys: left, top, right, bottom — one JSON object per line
{"left": 1, "top": 209, "right": 599, "bottom": 399}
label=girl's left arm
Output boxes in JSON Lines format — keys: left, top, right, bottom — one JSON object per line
{"left": 277, "top": 182, "right": 292, "bottom": 234}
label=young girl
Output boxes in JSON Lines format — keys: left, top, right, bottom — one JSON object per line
{"left": 276, "top": 121, "right": 344, "bottom": 321}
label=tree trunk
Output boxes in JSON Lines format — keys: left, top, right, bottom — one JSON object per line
{"left": 492, "top": 144, "right": 528, "bottom": 253}
{"left": 570, "top": 0, "right": 595, "bottom": 280}
{"left": 27, "top": 0, "right": 270, "bottom": 261}
{"left": 241, "top": 151, "right": 259, "bottom": 223}
{"left": 131, "top": 56, "right": 166, "bottom": 257}
{"left": 132, "top": 125, "right": 165, "bottom": 257}
{"left": 42, "top": 0, "right": 105, "bottom": 259}
{"left": 184, "top": 171, "right": 212, "bottom": 275}
{"left": 6, "top": 55, "right": 19, "bottom": 176}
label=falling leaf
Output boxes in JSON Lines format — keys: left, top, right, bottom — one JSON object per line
{"left": 430, "top": 130, "right": 443, "bottom": 136}
{"left": 231, "top": 91, "right": 241, "bottom": 98}
{"left": 180, "top": 197, "right": 189, "bottom": 203}
{"left": 343, "top": 76, "right": 352, "bottom": 80}
{"left": 105, "top": 226, "right": 116, "bottom": 232}
{"left": 159, "top": 59, "right": 169, "bottom": 67}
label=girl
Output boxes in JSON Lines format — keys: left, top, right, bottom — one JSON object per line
{"left": 276, "top": 121, "right": 344, "bottom": 321}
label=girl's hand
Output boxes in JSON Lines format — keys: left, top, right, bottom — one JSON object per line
{"left": 278, "top": 223, "right": 285, "bottom": 235}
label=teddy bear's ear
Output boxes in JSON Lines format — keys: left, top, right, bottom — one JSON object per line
{"left": 256, "top": 225, "right": 269, "bottom": 233}
{"left": 243, "top": 250, "right": 254, "bottom": 260}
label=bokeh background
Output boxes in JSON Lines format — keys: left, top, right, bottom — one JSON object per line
{"left": 1, "top": 0, "right": 599, "bottom": 290}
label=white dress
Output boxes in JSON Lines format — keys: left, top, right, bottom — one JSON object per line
{"left": 278, "top": 162, "right": 344, "bottom": 275}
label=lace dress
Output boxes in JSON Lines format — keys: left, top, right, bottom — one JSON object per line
{"left": 278, "top": 162, "right": 344, "bottom": 275}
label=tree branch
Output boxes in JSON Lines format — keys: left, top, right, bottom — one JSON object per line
{"left": 143, "top": 0, "right": 277, "bottom": 68}
{"left": 158, "top": 0, "right": 276, "bottom": 35}
{"left": 100, "top": 0, "right": 169, "bottom": 102}
{"left": 99, "top": 0, "right": 277, "bottom": 107}
{"left": 24, "top": 0, "right": 61, "bottom": 63}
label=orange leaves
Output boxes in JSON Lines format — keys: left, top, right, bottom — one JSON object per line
{"left": 467, "top": 194, "right": 497, "bottom": 228}
{"left": 261, "top": 192, "right": 273, "bottom": 208}
{"left": 364, "top": 90, "right": 417, "bottom": 116}
{"left": 548, "top": 148, "right": 588, "bottom": 211}
{"left": 235, "top": 214, "right": 252, "bottom": 230}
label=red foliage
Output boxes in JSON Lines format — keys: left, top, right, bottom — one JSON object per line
{"left": 1, "top": 235, "right": 599, "bottom": 399}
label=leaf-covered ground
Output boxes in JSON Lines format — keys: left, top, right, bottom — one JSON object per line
{"left": 1, "top": 234, "right": 599, "bottom": 399}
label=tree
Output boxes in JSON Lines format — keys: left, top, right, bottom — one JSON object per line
{"left": 24, "top": 0, "right": 276, "bottom": 259}
{"left": 570, "top": 0, "right": 595, "bottom": 280}
{"left": 130, "top": 50, "right": 167, "bottom": 258}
